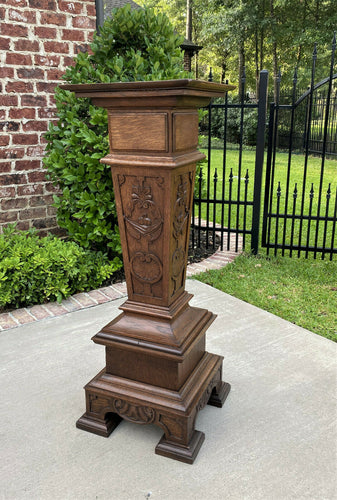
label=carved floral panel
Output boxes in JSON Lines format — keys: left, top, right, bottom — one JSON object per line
{"left": 117, "top": 174, "right": 165, "bottom": 301}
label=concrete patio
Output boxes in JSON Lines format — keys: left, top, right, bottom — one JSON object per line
{"left": 1, "top": 279, "right": 336, "bottom": 500}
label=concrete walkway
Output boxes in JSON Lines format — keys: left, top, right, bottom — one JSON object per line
{"left": 1, "top": 280, "right": 336, "bottom": 500}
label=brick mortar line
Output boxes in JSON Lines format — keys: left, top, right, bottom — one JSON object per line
{"left": 69, "top": 296, "right": 85, "bottom": 308}
{"left": 23, "top": 308, "right": 36, "bottom": 320}
{"left": 95, "top": 289, "right": 113, "bottom": 300}
{"left": 83, "top": 291, "right": 99, "bottom": 305}
{"left": 8, "top": 312, "right": 21, "bottom": 326}
{"left": 35, "top": 304, "right": 54, "bottom": 318}
{"left": 40, "top": 303, "right": 62, "bottom": 316}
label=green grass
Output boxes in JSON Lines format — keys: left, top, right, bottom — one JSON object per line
{"left": 196, "top": 147, "right": 337, "bottom": 256}
{"left": 194, "top": 253, "right": 337, "bottom": 342}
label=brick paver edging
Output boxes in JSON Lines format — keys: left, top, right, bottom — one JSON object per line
{"left": 0, "top": 246, "right": 240, "bottom": 332}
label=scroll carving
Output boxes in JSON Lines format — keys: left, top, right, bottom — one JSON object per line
{"left": 118, "top": 174, "right": 126, "bottom": 186}
{"left": 173, "top": 174, "right": 189, "bottom": 238}
{"left": 159, "top": 415, "right": 184, "bottom": 440}
{"left": 197, "top": 383, "right": 215, "bottom": 412}
{"left": 113, "top": 399, "right": 156, "bottom": 425}
{"left": 172, "top": 247, "right": 185, "bottom": 279}
{"left": 171, "top": 172, "right": 193, "bottom": 296}
{"left": 130, "top": 251, "right": 163, "bottom": 284}
{"left": 196, "top": 368, "right": 221, "bottom": 412}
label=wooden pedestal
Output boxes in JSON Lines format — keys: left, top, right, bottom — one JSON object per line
{"left": 63, "top": 79, "right": 234, "bottom": 464}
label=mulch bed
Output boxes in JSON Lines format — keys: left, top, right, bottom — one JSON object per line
{"left": 187, "top": 230, "right": 220, "bottom": 264}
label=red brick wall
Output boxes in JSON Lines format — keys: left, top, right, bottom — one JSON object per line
{"left": 183, "top": 51, "right": 191, "bottom": 72}
{"left": 0, "top": 0, "right": 96, "bottom": 235}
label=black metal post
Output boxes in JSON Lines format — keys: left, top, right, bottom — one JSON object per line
{"left": 262, "top": 102, "right": 275, "bottom": 250}
{"left": 313, "top": 33, "right": 336, "bottom": 258}
{"left": 95, "top": 0, "right": 104, "bottom": 34}
{"left": 281, "top": 67, "right": 298, "bottom": 255}
{"left": 235, "top": 67, "right": 246, "bottom": 252}
{"left": 251, "top": 70, "right": 268, "bottom": 254}
{"left": 220, "top": 83, "right": 229, "bottom": 251}
{"left": 206, "top": 104, "right": 212, "bottom": 249}
{"left": 298, "top": 43, "right": 317, "bottom": 257}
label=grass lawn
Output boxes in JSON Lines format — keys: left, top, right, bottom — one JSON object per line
{"left": 193, "top": 145, "right": 337, "bottom": 342}
{"left": 196, "top": 147, "right": 337, "bottom": 256}
{"left": 194, "top": 252, "right": 337, "bottom": 342}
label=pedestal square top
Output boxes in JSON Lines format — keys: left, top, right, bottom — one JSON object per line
{"left": 61, "top": 79, "right": 235, "bottom": 109}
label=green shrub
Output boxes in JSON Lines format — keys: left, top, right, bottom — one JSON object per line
{"left": 44, "top": 5, "right": 188, "bottom": 257}
{"left": 0, "top": 225, "right": 122, "bottom": 311}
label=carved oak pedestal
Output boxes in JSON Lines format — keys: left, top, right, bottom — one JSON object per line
{"left": 64, "top": 80, "right": 234, "bottom": 464}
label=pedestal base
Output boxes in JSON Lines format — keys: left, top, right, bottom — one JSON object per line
{"left": 76, "top": 352, "right": 230, "bottom": 464}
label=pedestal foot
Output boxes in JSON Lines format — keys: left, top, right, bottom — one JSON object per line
{"left": 208, "top": 381, "right": 231, "bottom": 408}
{"left": 76, "top": 412, "right": 122, "bottom": 437}
{"left": 155, "top": 430, "right": 205, "bottom": 464}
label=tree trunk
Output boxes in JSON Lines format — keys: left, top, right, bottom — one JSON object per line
{"left": 186, "top": 0, "right": 192, "bottom": 41}
{"left": 255, "top": 29, "right": 259, "bottom": 98}
{"left": 221, "top": 61, "right": 226, "bottom": 84}
{"left": 297, "top": 0, "right": 307, "bottom": 68}
{"left": 273, "top": 40, "right": 278, "bottom": 101}
{"left": 270, "top": 0, "right": 278, "bottom": 101}
{"left": 238, "top": 41, "right": 245, "bottom": 98}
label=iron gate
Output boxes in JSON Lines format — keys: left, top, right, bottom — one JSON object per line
{"left": 262, "top": 39, "right": 337, "bottom": 259}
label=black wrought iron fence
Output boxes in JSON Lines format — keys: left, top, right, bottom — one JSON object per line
{"left": 192, "top": 37, "right": 337, "bottom": 260}
{"left": 191, "top": 70, "right": 268, "bottom": 255}
{"left": 277, "top": 85, "right": 337, "bottom": 157}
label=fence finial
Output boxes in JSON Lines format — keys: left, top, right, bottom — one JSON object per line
{"left": 310, "top": 184, "right": 315, "bottom": 198}
{"left": 293, "top": 184, "right": 298, "bottom": 199}
{"left": 208, "top": 67, "right": 213, "bottom": 82}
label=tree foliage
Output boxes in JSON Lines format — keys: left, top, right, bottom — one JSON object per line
{"left": 140, "top": 0, "right": 337, "bottom": 93}
{"left": 44, "top": 5, "right": 188, "bottom": 257}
